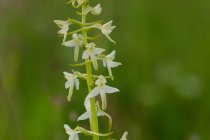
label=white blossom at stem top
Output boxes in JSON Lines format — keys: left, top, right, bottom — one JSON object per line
{"left": 64, "top": 124, "right": 81, "bottom": 140}
{"left": 91, "top": 4, "right": 102, "bottom": 15}
{"left": 82, "top": 42, "right": 105, "bottom": 70}
{"left": 93, "top": 20, "right": 116, "bottom": 44}
{"left": 63, "top": 33, "right": 83, "bottom": 62}
{"left": 83, "top": 4, "right": 102, "bottom": 16}
{"left": 54, "top": 20, "right": 70, "bottom": 43}
{"left": 77, "top": 99, "right": 105, "bottom": 121}
{"left": 63, "top": 71, "right": 80, "bottom": 102}
{"left": 120, "top": 131, "right": 128, "bottom": 140}
{"left": 100, "top": 50, "right": 122, "bottom": 79}
{"left": 86, "top": 75, "right": 119, "bottom": 110}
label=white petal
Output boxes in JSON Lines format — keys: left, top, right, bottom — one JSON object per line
{"left": 90, "top": 53, "right": 98, "bottom": 70}
{"left": 63, "top": 40, "right": 75, "bottom": 47}
{"left": 91, "top": 4, "right": 102, "bottom": 15}
{"left": 65, "top": 81, "right": 71, "bottom": 89}
{"left": 82, "top": 50, "right": 90, "bottom": 59}
{"left": 64, "top": 124, "right": 73, "bottom": 135}
{"left": 74, "top": 79, "right": 79, "bottom": 90}
{"left": 106, "top": 50, "right": 116, "bottom": 59}
{"left": 67, "top": 81, "right": 74, "bottom": 101}
{"left": 58, "top": 29, "right": 66, "bottom": 34}
{"left": 100, "top": 92, "right": 107, "bottom": 110}
{"left": 104, "top": 85, "right": 119, "bottom": 94}
{"left": 84, "top": 99, "right": 91, "bottom": 111}
{"left": 94, "top": 47, "right": 105, "bottom": 54}
{"left": 107, "top": 61, "right": 122, "bottom": 68}
{"left": 77, "top": 112, "right": 91, "bottom": 121}
{"left": 69, "top": 135, "right": 74, "bottom": 140}
{"left": 102, "top": 21, "right": 116, "bottom": 35}
{"left": 54, "top": 20, "right": 69, "bottom": 28}
{"left": 120, "top": 131, "right": 128, "bottom": 140}
{"left": 103, "top": 20, "right": 112, "bottom": 27}
{"left": 64, "top": 124, "right": 71, "bottom": 130}
{"left": 74, "top": 133, "right": 79, "bottom": 140}
{"left": 63, "top": 71, "right": 73, "bottom": 80}
{"left": 87, "top": 87, "right": 100, "bottom": 98}
{"left": 107, "top": 67, "right": 113, "bottom": 78}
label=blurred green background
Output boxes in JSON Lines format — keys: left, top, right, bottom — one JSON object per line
{"left": 1, "top": 0, "right": 210, "bottom": 140}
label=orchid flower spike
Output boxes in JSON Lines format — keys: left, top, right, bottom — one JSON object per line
{"left": 54, "top": 20, "right": 70, "bottom": 43}
{"left": 101, "top": 50, "right": 122, "bottom": 79}
{"left": 82, "top": 42, "right": 105, "bottom": 70}
{"left": 64, "top": 124, "right": 81, "bottom": 140}
{"left": 86, "top": 75, "right": 119, "bottom": 110}
{"left": 63, "top": 33, "right": 83, "bottom": 62}
{"left": 63, "top": 71, "right": 80, "bottom": 102}
{"left": 77, "top": 100, "right": 105, "bottom": 121}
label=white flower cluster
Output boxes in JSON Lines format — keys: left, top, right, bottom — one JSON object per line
{"left": 54, "top": 0, "right": 128, "bottom": 140}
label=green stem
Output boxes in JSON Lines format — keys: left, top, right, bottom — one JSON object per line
{"left": 82, "top": 4, "right": 99, "bottom": 140}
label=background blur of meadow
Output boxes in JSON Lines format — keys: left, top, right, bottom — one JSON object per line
{"left": 1, "top": 0, "right": 210, "bottom": 140}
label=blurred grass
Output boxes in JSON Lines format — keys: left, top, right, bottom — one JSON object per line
{"left": 1, "top": 0, "right": 210, "bottom": 140}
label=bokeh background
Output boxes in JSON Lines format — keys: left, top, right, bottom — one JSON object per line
{"left": 1, "top": 0, "right": 210, "bottom": 140}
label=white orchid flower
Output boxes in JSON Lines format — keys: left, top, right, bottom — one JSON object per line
{"left": 101, "top": 50, "right": 122, "bottom": 78}
{"left": 86, "top": 75, "right": 119, "bottom": 110}
{"left": 63, "top": 71, "right": 80, "bottom": 102}
{"left": 82, "top": 4, "right": 102, "bottom": 16}
{"left": 63, "top": 33, "right": 83, "bottom": 62}
{"left": 54, "top": 20, "right": 70, "bottom": 43}
{"left": 120, "top": 131, "right": 128, "bottom": 140}
{"left": 93, "top": 20, "right": 116, "bottom": 44}
{"left": 64, "top": 124, "right": 81, "bottom": 140}
{"left": 82, "top": 42, "right": 105, "bottom": 70}
{"left": 77, "top": 100, "right": 105, "bottom": 121}
{"left": 91, "top": 4, "right": 102, "bottom": 15}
